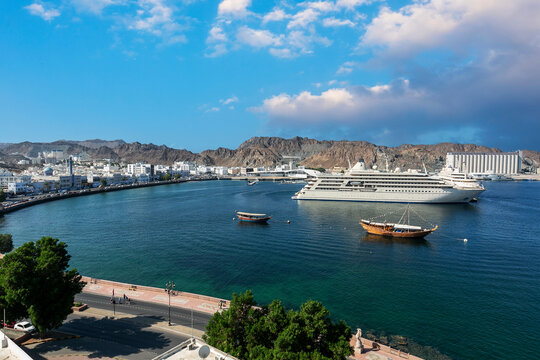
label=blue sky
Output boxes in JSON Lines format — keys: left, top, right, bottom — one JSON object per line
{"left": 1, "top": 0, "right": 539, "bottom": 152}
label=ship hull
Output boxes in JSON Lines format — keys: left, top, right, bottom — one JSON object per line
{"left": 360, "top": 222, "right": 435, "bottom": 238}
{"left": 237, "top": 215, "right": 271, "bottom": 223}
{"left": 293, "top": 187, "right": 484, "bottom": 203}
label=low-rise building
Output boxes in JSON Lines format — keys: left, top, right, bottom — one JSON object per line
{"left": 7, "top": 182, "right": 28, "bottom": 194}
{"left": 0, "top": 171, "right": 32, "bottom": 189}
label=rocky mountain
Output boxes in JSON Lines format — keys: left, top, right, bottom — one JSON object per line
{"left": 0, "top": 137, "right": 538, "bottom": 172}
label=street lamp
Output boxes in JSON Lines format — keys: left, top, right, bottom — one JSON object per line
{"left": 165, "top": 280, "right": 175, "bottom": 326}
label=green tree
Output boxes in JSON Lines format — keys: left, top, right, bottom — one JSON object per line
{"left": 0, "top": 237, "right": 85, "bottom": 336}
{"left": 100, "top": 179, "right": 107, "bottom": 187}
{"left": 0, "top": 234, "right": 13, "bottom": 254}
{"left": 163, "top": 173, "right": 172, "bottom": 181}
{"left": 174, "top": 173, "right": 181, "bottom": 180}
{"left": 0, "top": 189, "right": 6, "bottom": 202}
{"left": 204, "top": 291, "right": 353, "bottom": 360}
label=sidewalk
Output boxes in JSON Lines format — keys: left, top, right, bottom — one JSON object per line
{"left": 81, "top": 276, "right": 228, "bottom": 315}
{"left": 349, "top": 337, "right": 423, "bottom": 360}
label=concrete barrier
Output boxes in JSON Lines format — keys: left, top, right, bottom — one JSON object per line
{"left": 0, "top": 330, "right": 33, "bottom": 360}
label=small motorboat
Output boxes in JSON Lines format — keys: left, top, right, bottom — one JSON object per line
{"left": 235, "top": 211, "right": 271, "bottom": 223}
{"left": 247, "top": 179, "right": 259, "bottom": 186}
{"left": 360, "top": 205, "right": 437, "bottom": 238}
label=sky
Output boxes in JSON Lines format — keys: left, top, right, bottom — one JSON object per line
{"left": 1, "top": 0, "right": 539, "bottom": 152}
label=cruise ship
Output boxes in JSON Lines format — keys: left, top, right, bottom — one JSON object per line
{"left": 292, "top": 159, "right": 485, "bottom": 203}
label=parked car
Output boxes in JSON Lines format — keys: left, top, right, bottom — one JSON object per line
{"left": 0, "top": 320, "right": 15, "bottom": 328}
{"left": 14, "top": 321, "right": 36, "bottom": 333}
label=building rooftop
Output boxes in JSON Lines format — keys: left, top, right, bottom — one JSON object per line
{"left": 153, "top": 338, "right": 238, "bottom": 360}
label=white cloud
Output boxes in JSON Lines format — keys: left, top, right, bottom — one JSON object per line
{"left": 262, "top": 8, "right": 290, "bottom": 25}
{"left": 287, "top": 30, "right": 331, "bottom": 54}
{"left": 269, "top": 47, "right": 294, "bottom": 58}
{"left": 237, "top": 26, "right": 283, "bottom": 48}
{"left": 218, "top": 0, "right": 251, "bottom": 18}
{"left": 369, "top": 84, "right": 391, "bottom": 94}
{"left": 301, "top": 1, "right": 336, "bottom": 13}
{"left": 254, "top": 80, "right": 425, "bottom": 125}
{"left": 336, "top": 61, "right": 358, "bottom": 74}
{"left": 287, "top": 8, "right": 320, "bottom": 29}
{"left": 124, "top": 0, "right": 187, "bottom": 44}
{"left": 206, "top": 107, "right": 220, "bottom": 112}
{"left": 130, "top": 0, "right": 173, "bottom": 35}
{"left": 256, "top": 88, "right": 358, "bottom": 122}
{"left": 25, "top": 2, "right": 60, "bottom": 21}
{"left": 206, "top": 43, "right": 228, "bottom": 57}
{"left": 336, "top": 0, "right": 369, "bottom": 9}
{"left": 207, "top": 26, "right": 227, "bottom": 43}
{"left": 71, "top": 0, "right": 123, "bottom": 15}
{"left": 362, "top": 0, "right": 540, "bottom": 56}
{"left": 323, "top": 17, "right": 355, "bottom": 27}
{"left": 220, "top": 96, "right": 239, "bottom": 105}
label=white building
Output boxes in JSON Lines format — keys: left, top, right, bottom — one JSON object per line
{"left": 446, "top": 151, "right": 521, "bottom": 175}
{"left": 213, "top": 166, "right": 229, "bottom": 176}
{"left": 8, "top": 182, "right": 28, "bottom": 194}
{"left": 0, "top": 171, "right": 32, "bottom": 189}
{"left": 197, "top": 166, "right": 211, "bottom": 175}
{"left": 127, "top": 163, "right": 154, "bottom": 176}
{"left": 173, "top": 161, "right": 196, "bottom": 172}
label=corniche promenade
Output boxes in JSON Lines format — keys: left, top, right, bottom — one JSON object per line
{"left": 79, "top": 276, "right": 422, "bottom": 360}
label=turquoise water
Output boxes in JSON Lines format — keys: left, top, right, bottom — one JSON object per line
{"left": 1, "top": 180, "right": 539, "bottom": 359}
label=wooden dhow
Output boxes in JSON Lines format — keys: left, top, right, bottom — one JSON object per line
{"left": 360, "top": 205, "right": 437, "bottom": 238}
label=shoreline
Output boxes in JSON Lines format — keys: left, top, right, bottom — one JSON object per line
{"left": 0, "top": 177, "right": 217, "bottom": 216}
{"left": 80, "top": 276, "right": 422, "bottom": 360}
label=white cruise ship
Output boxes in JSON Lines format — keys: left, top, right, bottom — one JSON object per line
{"left": 292, "top": 159, "right": 485, "bottom": 203}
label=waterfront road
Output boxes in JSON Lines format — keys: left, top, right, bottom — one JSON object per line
{"left": 75, "top": 292, "right": 212, "bottom": 331}
{"left": 23, "top": 293, "right": 213, "bottom": 359}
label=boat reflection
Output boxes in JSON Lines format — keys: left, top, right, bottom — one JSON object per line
{"left": 296, "top": 200, "right": 478, "bottom": 227}
{"left": 361, "top": 233, "right": 430, "bottom": 247}
{"left": 237, "top": 221, "right": 269, "bottom": 227}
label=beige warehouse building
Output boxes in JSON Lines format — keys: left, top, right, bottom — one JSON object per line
{"left": 446, "top": 151, "right": 521, "bottom": 175}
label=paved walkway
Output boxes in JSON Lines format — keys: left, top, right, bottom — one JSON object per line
{"left": 349, "top": 337, "right": 423, "bottom": 360}
{"left": 81, "top": 276, "right": 228, "bottom": 315}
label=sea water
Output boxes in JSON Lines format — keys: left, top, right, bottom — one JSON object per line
{"left": 1, "top": 180, "right": 538, "bottom": 359}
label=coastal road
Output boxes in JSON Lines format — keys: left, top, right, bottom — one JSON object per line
{"left": 75, "top": 292, "right": 212, "bottom": 332}
{"left": 24, "top": 293, "right": 213, "bottom": 359}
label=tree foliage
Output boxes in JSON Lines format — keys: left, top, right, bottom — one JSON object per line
{"left": 0, "top": 234, "right": 13, "bottom": 253}
{"left": 0, "top": 237, "right": 85, "bottom": 335}
{"left": 0, "top": 189, "right": 6, "bottom": 202}
{"left": 204, "top": 291, "right": 353, "bottom": 360}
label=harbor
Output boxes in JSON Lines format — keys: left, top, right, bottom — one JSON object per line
{"left": 1, "top": 180, "right": 538, "bottom": 359}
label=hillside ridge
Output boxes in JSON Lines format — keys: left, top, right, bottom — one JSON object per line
{"left": 1, "top": 137, "right": 538, "bottom": 172}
